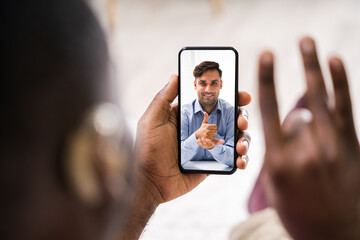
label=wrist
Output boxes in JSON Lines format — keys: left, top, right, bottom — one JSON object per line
{"left": 195, "top": 130, "right": 199, "bottom": 139}
{"left": 118, "top": 170, "right": 160, "bottom": 240}
{"left": 135, "top": 168, "right": 162, "bottom": 207}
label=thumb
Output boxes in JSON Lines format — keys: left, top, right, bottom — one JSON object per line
{"left": 202, "top": 112, "right": 209, "bottom": 123}
{"left": 213, "top": 138, "right": 225, "bottom": 145}
{"left": 141, "top": 74, "right": 178, "bottom": 124}
{"left": 157, "top": 74, "right": 178, "bottom": 104}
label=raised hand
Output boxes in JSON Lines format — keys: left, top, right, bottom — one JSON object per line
{"left": 195, "top": 112, "right": 218, "bottom": 140}
{"left": 259, "top": 37, "right": 360, "bottom": 239}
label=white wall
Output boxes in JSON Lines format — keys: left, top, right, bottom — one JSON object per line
{"left": 88, "top": 0, "right": 360, "bottom": 239}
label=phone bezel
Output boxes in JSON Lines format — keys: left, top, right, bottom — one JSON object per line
{"left": 178, "top": 46, "right": 239, "bottom": 175}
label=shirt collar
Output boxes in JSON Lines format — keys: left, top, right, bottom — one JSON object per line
{"left": 194, "top": 98, "right": 222, "bottom": 114}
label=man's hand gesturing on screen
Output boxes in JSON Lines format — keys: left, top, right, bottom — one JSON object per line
{"left": 195, "top": 112, "right": 218, "bottom": 140}
{"left": 195, "top": 112, "right": 225, "bottom": 149}
{"left": 196, "top": 136, "right": 225, "bottom": 150}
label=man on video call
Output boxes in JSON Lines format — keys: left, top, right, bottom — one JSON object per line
{"left": 181, "top": 61, "right": 235, "bottom": 167}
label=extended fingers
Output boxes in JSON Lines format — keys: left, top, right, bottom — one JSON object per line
{"left": 258, "top": 51, "right": 282, "bottom": 149}
{"left": 329, "top": 57, "right": 356, "bottom": 135}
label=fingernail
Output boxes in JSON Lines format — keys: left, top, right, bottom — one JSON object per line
{"left": 242, "top": 139, "right": 249, "bottom": 151}
{"left": 241, "top": 108, "right": 249, "bottom": 121}
{"left": 330, "top": 58, "right": 342, "bottom": 71}
{"left": 169, "top": 74, "right": 176, "bottom": 82}
{"left": 300, "top": 38, "right": 315, "bottom": 54}
{"left": 242, "top": 155, "right": 249, "bottom": 166}
{"left": 261, "top": 52, "right": 273, "bottom": 67}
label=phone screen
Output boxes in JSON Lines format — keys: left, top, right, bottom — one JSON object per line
{"left": 178, "top": 47, "right": 238, "bottom": 174}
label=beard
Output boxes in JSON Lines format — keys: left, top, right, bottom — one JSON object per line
{"left": 199, "top": 92, "right": 218, "bottom": 109}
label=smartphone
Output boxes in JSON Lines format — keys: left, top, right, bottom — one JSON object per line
{"left": 178, "top": 47, "right": 239, "bottom": 174}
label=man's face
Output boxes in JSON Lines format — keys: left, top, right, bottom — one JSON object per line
{"left": 194, "top": 70, "right": 223, "bottom": 109}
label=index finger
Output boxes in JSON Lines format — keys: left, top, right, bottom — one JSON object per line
{"left": 206, "top": 124, "right": 218, "bottom": 129}
{"left": 258, "top": 51, "right": 282, "bottom": 149}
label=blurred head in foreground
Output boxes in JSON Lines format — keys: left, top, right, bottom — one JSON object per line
{"left": 1, "top": 0, "right": 133, "bottom": 239}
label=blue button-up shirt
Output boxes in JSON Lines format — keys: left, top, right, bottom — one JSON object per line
{"left": 181, "top": 98, "right": 234, "bottom": 167}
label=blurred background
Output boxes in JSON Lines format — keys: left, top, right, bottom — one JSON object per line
{"left": 87, "top": 0, "right": 360, "bottom": 239}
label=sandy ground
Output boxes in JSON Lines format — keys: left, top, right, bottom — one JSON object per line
{"left": 87, "top": 0, "right": 360, "bottom": 239}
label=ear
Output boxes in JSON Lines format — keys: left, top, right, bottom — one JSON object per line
{"left": 220, "top": 80, "right": 223, "bottom": 89}
{"left": 64, "top": 103, "right": 133, "bottom": 208}
{"left": 194, "top": 79, "right": 197, "bottom": 89}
